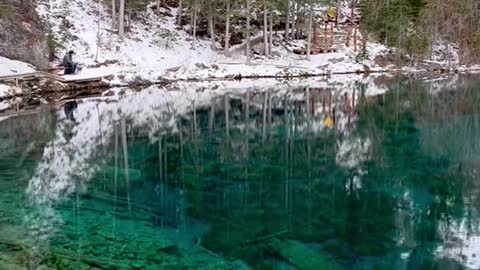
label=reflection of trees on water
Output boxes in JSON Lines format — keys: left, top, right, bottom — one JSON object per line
{"left": 93, "top": 83, "right": 475, "bottom": 269}
{"left": 0, "top": 111, "right": 60, "bottom": 269}
{"left": 90, "top": 87, "right": 381, "bottom": 269}
{"left": 357, "top": 79, "right": 480, "bottom": 269}
{"left": 144, "top": 82, "right": 478, "bottom": 269}
{"left": 19, "top": 75, "right": 480, "bottom": 269}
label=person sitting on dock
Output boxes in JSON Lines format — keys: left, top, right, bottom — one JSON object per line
{"left": 62, "top": 50, "right": 78, "bottom": 75}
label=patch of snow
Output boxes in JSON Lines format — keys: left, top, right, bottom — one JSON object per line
{"left": 430, "top": 41, "right": 460, "bottom": 66}
{"left": 0, "top": 56, "right": 36, "bottom": 77}
{"left": 0, "top": 102, "right": 10, "bottom": 111}
{"left": 0, "top": 84, "right": 22, "bottom": 99}
{"left": 436, "top": 219, "right": 480, "bottom": 270}
{"left": 336, "top": 136, "right": 371, "bottom": 169}
{"left": 0, "top": 84, "right": 10, "bottom": 98}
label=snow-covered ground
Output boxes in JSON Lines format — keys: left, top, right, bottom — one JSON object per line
{"left": 0, "top": 72, "right": 388, "bottom": 115}
{"left": 0, "top": 56, "right": 36, "bottom": 77}
{"left": 34, "top": 0, "right": 392, "bottom": 83}
{"left": 0, "top": 56, "right": 34, "bottom": 107}
{"left": 0, "top": 84, "right": 22, "bottom": 98}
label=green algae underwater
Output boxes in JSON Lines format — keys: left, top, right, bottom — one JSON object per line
{"left": 0, "top": 76, "right": 479, "bottom": 270}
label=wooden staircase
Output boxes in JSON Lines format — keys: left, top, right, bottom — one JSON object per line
{"left": 293, "top": 6, "right": 362, "bottom": 55}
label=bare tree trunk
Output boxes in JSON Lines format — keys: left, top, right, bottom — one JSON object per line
{"left": 302, "top": 2, "right": 307, "bottom": 37}
{"left": 291, "top": 1, "right": 296, "bottom": 39}
{"left": 269, "top": 10, "right": 273, "bottom": 55}
{"left": 285, "top": 0, "right": 291, "bottom": 40}
{"left": 224, "top": 0, "right": 231, "bottom": 56}
{"left": 208, "top": 0, "right": 216, "bottom": 50}
{"left": 118, "top": 0, "right": 125, "bottom": 38}
{"left": 336, "top": 0, "right": 340, "bottom": 25}
{"left": 177, "top": 0, "right": 183, "bottom": 25}
{"left": 156, "top": 0, "right": 160, "bottom": 14}
{"left": 306, "top": 2, "right": 313, "bottom": 59}
{"left": 263, "top": 0, "right": 269, "bottom": 56}
{"left": 112, "top": 0, "right": 117, "bottom": 30}
{"left": 193, "top": 6, "right": 198, "bottom": 45}
{"left": 246, "top": 0, "right": 251, "bottom": 64}
{"left": 295, "top": 2, "right": 302, "bottom": 38}
{"left": 353, "top": 25, "right": 357, "bottom": 51}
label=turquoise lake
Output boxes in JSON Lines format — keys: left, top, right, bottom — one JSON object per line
{"left": 0, "top": 75, "right": 479, "bottom": 269}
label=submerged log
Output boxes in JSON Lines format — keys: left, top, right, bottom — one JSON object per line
{"left": 103, "top": 166, "right": 142, "bottom": 183}
{"left": 87, "top": 190, "right": 164, "bottom": 217}
{"left": 264, "top": 237, "right": 339, "bottom": 270}
{"left": 241, "top": 229, "right": 289, "bottom": 246}
{"left": 52, "top": 247, "right": 132, "bottom": 270}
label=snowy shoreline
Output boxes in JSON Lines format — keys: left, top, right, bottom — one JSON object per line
{"left": 0, "top": 62, "right": 478, "bottom": 104}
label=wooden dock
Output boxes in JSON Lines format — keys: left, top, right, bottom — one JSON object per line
{"left": 0, "top": 71, "right": 109, "bottom": 84}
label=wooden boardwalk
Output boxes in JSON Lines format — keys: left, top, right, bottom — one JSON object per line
{"left": 0, "top": 71, "right": 108, "bottom": 84}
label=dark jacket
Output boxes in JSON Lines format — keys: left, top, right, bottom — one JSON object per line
{"left": 63, "top": 54, "right": 74, "bottom": 66}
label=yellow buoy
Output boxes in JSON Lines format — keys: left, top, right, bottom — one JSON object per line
{"left": 324, "top": 116, "right": 334, "bottom": 128}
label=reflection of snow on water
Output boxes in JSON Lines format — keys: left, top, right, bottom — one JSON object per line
{"left": 28, "top": 80, "right": 384, "bottom": 205}
{"left": 336, "top": 137, "right": 371, "bottom": 169}
{"left": 436, "top": 220, "right": 480, "bottom": 269}
{"left": 336, "top": 136, "right": 371, "bottom": 194}
{"left": 23, "top": 82, "right": 384, "bottom": 269}
{"left": 27, "top": 87, "right": 216, "bottom": 204}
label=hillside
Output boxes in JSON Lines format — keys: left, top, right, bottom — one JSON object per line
{"left": 31, "top": 0, "right": 395, "bottom": 83}
{"left": 0, "top": 0, "right": 477, "bottom": 86}
{"left": 0, "top": 0, "right": 49, "bottom": 68}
